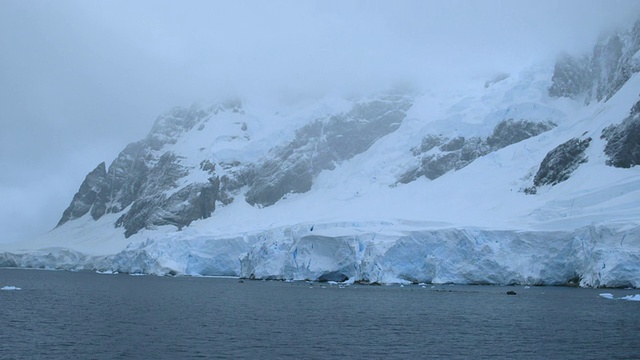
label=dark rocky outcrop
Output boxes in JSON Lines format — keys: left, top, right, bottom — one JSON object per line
{"left": 411, "top": 134, "right": 447, "bottom": 156}
{"left": 57, "top": 103, "right": 239, "bottom": 237}
{"left": 147, "top": 100, "right": 243, "bottom": 150}
{"left": 528, "top": 137, "right": 592, "bottom": 192}
{"left": 485, "top": 119, "right": 557, "bottom": 149}
{"left": 399, "top": 119, "right": 555, "bottom": 183}
{"left": 549, "top": 20, "right": 640, "bottom": 103}
{"left": 57, "top": 162, "right": 108, "bottom": 226}
{"left": 602, "top": 99, "right": 640, "bottom": 168}
{"left": 548, "top": 54, "right": 596, "bottom": 101}
{"left": 112, "top": 152, "right": 221, "bottom": 237}
{"left": 421, "top": 152, "right": 463, "bottom": 180}
{"left": 439, "top": 136, "right": 466, "bottom": 152}
{"left": 100, "top": 141, "right": 150, "bottom": 215}
{"left": 245, "top": 94, "right": 412, "bottom": 207}
{"left": 115, "top": 178, "right": 220, "bottom": 238}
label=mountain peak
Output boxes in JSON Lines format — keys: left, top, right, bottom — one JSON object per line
{"left": 549, "top": 18, "right": 640, "bottom": 103}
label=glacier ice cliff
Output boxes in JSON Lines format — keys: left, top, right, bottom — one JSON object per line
{"left": 238, "top": 223, "right": 640, "bottom": 288}
{"left": 1, "top": 223, "right": 639, "bottom": 288}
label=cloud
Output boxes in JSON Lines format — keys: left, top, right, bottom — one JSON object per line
{"left": 0, "top": 0, "right": 639, "bottom": 243}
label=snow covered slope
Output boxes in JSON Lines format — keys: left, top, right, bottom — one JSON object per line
{"left": 3, "top": 21, "right": 640, "bottom": 288}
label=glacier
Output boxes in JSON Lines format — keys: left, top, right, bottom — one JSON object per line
{"left": 3, "top": 20, "right": 640, "bottom": 288}
{"left": 1, "top": 221, "right": 639, "bottom": 288}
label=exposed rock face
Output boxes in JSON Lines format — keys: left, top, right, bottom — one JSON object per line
{"left": 549, "top": 20, "right": 640, "bottom": 103}
{"left": 113, "top": 152, "right": 220, "bottom": 238}
{"left": 147, "top": 106, "right": 213, "bottom": 150}
{"left": 529, "top": 137, "right": 591, "bottom": 190}
{"left": 548, "top": 54, "right": 597, "bottom": 101}
{"left": 485, "top": 119, "right": 557, "bottom": 149}
{"left": 100, "top": 141, "right": 149, "bottom": 215}
{"left": 411, "top": 134, "right": 447, "bottom": 156}
{"left": 399, "top": 119, "right": 556, "bottom": 183}
{"left": 57, "top": 162, "right": 108, "bottom": 226}
{"left": 602, "top": 99, "right": 640, "bottom": 168}
{"left": 57, "top": 104, "right": 236, "bottom": 237}
{"left": 245, "top": 94, "right": 412, "bottom": 207}
{"left": 57, "top": 95, "right": 412, "bottom": 237}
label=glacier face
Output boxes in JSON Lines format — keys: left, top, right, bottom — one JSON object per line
{"left": 238, "top": 223, "right": 640, "bottom": 288}
{"left": 2, "top": 223, "right": 639, "bottom": 288}
{"left": 3, "top": 20, "right": 640, "bottom": 288}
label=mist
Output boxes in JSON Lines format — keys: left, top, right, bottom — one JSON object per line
{"left": 1, "top": 0, "right": 638, "bottom": 243}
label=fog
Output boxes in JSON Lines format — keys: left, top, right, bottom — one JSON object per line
{"left": 1, "top": 0, "right": 638, "bottom": 244}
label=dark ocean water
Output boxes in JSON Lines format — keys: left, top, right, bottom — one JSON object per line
{"left": 1, "top": 268, "right": 639, "bottom": 359}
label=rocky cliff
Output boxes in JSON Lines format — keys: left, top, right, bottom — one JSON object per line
{"left": 549, "top": 20, "right": 640, "bottom": 103}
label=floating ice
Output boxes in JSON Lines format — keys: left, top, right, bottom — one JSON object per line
{"left": 96, "top": 270, "right": 116, "bottom": 275}
{"left": 599, "top": 293, "right": 640, "bottom": 301}
{"left": 1, "top": 286, "right": 21, "bottom": 291}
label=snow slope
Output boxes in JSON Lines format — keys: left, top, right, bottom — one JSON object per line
{"left": 2, "top": 51, "right": 640, "bottom": 287}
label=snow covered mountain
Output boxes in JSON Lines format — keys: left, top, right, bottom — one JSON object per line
{"left": 3, "top": 20, "right": 640, "bottom": 288}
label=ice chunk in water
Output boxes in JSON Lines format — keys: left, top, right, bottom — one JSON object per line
{"left": 1, "top": 286, "right": 21, "bottom": 291}
{"left": 599, "top": 293, "right": 640, "bottom": 301}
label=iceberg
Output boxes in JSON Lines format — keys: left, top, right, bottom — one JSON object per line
{"left": 599, "top": 293, "right": 640, "bottom": 301}
{"left": 1, "top": 286, "right": 21, "bottom": 291}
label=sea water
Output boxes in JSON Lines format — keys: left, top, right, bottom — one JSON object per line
{"left": 1, "top": 268, "right": 638, "bottom": 359}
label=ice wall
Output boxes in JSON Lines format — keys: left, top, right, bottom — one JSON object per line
{"left": 239, "top": 224, "right": 640, "bottom": 287}
{"left": 2, "top": 223, "right": 638, "bottom": 288}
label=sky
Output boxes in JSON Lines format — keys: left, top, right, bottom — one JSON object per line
{"left": 1, "top": 0, "right": 639, "bottom": 244}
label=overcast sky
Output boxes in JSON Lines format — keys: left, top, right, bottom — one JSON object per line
{"left": 1, "top": 0, "right": 639, "bottom": 244}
